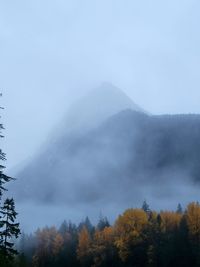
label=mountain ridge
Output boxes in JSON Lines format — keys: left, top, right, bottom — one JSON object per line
{"left": 14, "top": 109, "right": 200, "bottom": 203}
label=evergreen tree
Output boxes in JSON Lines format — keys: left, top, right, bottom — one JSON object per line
{"left": 77, "top": 226, "right": 92, "bottom": 267}
{"left": 85, "top": 217, "right": 93, "bottom": 232}
{"left": 176, "top": 203, "right": 183, "bottom": 214}
{"left": 79, "top": 217, "right": 94, "bottom": 235}
{"left": 97, "top": 214, "right": 110, "bottom": 231}
{"left": 0, "top": 198, "right": 20, "bottom": 259}
{"left": 0, "top": 97, "right": 20, "bottom": 266}
{"left": 59, "top": 220, "right": 68, "bottom": 234}
{"left": 142, "top": 200, "right": 151, "bottom": 214}
{"left": 0, "top": 111, "right": 13, "bottom": 200}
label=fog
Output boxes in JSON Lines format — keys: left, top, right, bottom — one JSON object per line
{"left": 14, "top": 172, "right": 200, "bottom": 232}
{"left": 10, "top": 104, "right": 200, "bottom": 231}
{"left": 1, "top": 0, "right": 200, "bottom": 170}
{"left": 1, "top": 1, "right": 200, "bottom": 231}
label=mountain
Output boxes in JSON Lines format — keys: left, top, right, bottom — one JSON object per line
{"left": 15, "top": 109, "right": 200, "bottom": 202}
{"left": 12, "top": 84, "right": 200, "bottom": 229}
{"left": 52, "top": 82, "right": 145, "bottom": 137}
{"left": 12, "top": 83, "right": 146, "bottom": 201}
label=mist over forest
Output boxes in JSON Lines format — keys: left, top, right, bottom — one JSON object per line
{"left": 1, "top": 1, "right": 200, "bottom": 266}
{"left": 4, "top": 85, "right": 200, "bottom": 265}
{"left": 7, "top": 83, "right": 200, "bottom": 231}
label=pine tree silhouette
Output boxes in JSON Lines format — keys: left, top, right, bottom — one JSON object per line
{"left": 142, "top": 200, "right": 151, "bottom": 214}
{"left": 0, "top": 96, "right": 20, "bottom": 266}
{"left": 0, "top": 198, "right": 20, "bottom": 259}
{"left": 0, "top": 112, "right": 13, "bottom": 200}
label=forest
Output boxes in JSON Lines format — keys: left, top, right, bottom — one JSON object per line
{"left": 5, "top": 201, "right": 200, "bottom": 267}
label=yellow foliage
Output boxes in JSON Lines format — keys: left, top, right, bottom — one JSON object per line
{"left": 186, "top": 202, "right": 200, "bottom": 238}
{"left": 160, "top": 211, "right": 181, "bottom": 232}
{"left": 114, "top": 208, "right": 148, "bottom": 262}
{"left": 52, "top": 233, "right": 64, "bottom": 256}
{"left": 91, "top": 227, "right": 115, "bottom": 267}
{"left": 77, "top": 226, "right": 91, "bottom": 261}
{"left": 94, "top": 226, "right": 114, "bottom": 245}
{"left": 33, "top": 226, "right": 63, "bottom": 265}
{"left": 35, "top": 226, "right": 58, "bottom": 256}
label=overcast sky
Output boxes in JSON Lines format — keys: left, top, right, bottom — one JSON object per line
{"left": 1, "top": 0, "right": 200, "bottom": 170}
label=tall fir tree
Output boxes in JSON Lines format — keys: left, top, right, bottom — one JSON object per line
{"left": 0, "top": 96, "right": 20, "bottom": 265}
{"left": 0, "top": 110, "right": 13, "bottom": 200}
{"left": 0, "top": 198, "right": 20, "bottom": 258}
{"left": 176, "top": 203, "right": 183, "bottom": 214}
{"left": 142, "top": 200, "right": 151, "bottom": 214}
{"left": 97, "top": 214, "right": 110, "bottom": 231}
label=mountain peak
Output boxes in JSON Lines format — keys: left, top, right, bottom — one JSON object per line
{"left": 89, "top": 82, "right": 146, "bottom": 113}
{"left": 62, "top": 82, "right": 146, "bottom": 132}
{"left": 96, "top": 82, "right": 123, "bottom": 93}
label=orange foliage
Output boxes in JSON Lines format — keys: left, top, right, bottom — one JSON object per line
{"left": 77, "top": 226, "right": 91, "bottom": 261}
{"left": 91, "top": 227, "right": 115, "bottom": 267}
{"left": 160, "top": 211, "right": 182, "bottom": 232}
{"left": 186, "top": 202, "right": 200, "bottom": 238}
{"left": 52, "top": 233, "right": 64, "bottom": 256}
{"left": 114, "top": 208, "right": 148, "bottom": 261}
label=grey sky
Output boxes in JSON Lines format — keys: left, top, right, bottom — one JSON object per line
{"left": 1, "top": 0, "right": 200, "bottom": 169}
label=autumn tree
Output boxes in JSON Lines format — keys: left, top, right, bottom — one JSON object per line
{"left": 91, "top": 226, "right": 117, "bottom": 267}
{"left": 186, "top": 202, "right": 200, "bottom": 266}
{"left": 77, "top": 226, "right": 92, "bottom": 267}
{"left": 33, "top": 226, "right": 60, "bottom": 267}
{"left": 52, "top": 233, "right": 64, "bottom": 256}
{"left": 114, "top": 208, "right": 148, "bottom": 266}
{"left": 8, "top": 202, "right": 200, "bottom": 267}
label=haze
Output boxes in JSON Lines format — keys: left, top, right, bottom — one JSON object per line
{"left": 1, "top": 0, "right": 200, "bottom": 171}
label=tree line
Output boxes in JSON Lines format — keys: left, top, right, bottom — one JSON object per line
{"left": 11, "top": 201, "right": 200, "bottom": 267}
